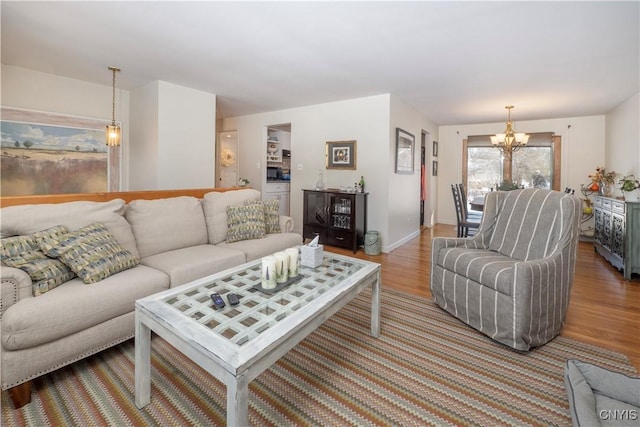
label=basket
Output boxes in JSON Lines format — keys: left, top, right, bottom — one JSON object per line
{"left": 301, "top": 244, "right": 324, "bottom": 268}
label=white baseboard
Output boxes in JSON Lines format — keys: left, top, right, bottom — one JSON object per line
{"left": 382, "top": 229, "right": 421, "bottom": 253}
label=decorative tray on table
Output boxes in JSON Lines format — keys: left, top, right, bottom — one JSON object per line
{"left": 252, "top": 274, "right": 304, "bottom": 295}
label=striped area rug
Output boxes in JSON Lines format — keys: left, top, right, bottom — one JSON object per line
{"left": 2, "top": 288, "right": 636, "bottom": 426}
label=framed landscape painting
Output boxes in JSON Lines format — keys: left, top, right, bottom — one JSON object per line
{"left": 1, "top": 107, "right": 119, "bottom": 196}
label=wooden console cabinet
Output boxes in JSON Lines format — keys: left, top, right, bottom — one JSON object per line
{"left": 593, "top": 196, "right": 640, "bottom": 280}
{"left": 303, "top": 189, "right": 368, "bottom": 253}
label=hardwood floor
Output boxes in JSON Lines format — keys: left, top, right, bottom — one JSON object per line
{"left": 325, "top": 224, "right": 640, "bottom": 370}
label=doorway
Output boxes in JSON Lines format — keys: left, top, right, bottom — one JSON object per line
{"left": 420, "top": 130, "right": 427, "bottom": 226}
{"left": 216, "top": 130, "right": 238, "bottom": 188}
{"left": 264, "top": 123, "right": 292, "bottom": 216}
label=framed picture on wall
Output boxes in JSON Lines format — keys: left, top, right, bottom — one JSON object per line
{"left": 395, "top": 127, "right": 414, "bottom": 174}
{"left": 325, "top": 140, "right": 357, "bottom": 170}
{"left": 433, "top": 140, "right": 438, "bottom": 157}
{"left": 433, "top": 160, "right": 438, "bottom": 176}
{"left": 0, "top": 107, "right": 120, "bottom": 196}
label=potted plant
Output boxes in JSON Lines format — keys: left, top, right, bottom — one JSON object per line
{"left": 238, "top": 177, "right": 250, "bottom": 187}
{"left": 496, "top": 180, "right": 521, "bottom": 191}
{"left": 619, "top": 175, "right": 640, "bottom": 202}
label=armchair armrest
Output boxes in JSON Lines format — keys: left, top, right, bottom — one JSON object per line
{"left": 513, "top": 249, "right": 573, "bottom": 301}
{"left": 511, "top": 249, "right": 576, "bottom": 344}
{"left": 430, "top": 236, "right": 489, "bottom": 285}
{"left": 279, "top": 215, "right": 294, "bottom": 233}
{"left": 0, "top": 267, "right": 33, "bottom": 319}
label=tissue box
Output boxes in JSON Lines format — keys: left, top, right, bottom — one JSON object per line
{"left": 301, "top": 244, "right": 324, "bottom": 268}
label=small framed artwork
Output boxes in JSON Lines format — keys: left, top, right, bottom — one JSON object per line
{"left": 433, "top": 140, "right": 438, "bottom": 157}
{"left": 432, "top": 160, "right": 438, "bottom": 176}
{"left": 395, "top": 127, "right": 414, "bottom": 174}
{"left": 325, "top": 140, "right": 357, "bottom": 170}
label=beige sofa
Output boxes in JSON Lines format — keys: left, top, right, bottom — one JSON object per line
{"left": 0, "top": 188, "right": 302, "bottom": 407}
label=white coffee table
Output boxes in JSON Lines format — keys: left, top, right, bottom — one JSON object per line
{"left": 134, "top": 252, "right": 381, "bottom": 426}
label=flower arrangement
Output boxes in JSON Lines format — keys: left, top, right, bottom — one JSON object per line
{"left": 238, "top": 177, "right": 250, "bottom": 187}
{"left": 588, "top": 166, "right": 616, "bottom": 185}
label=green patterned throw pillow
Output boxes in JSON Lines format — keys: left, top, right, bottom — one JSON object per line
{"left": 0, "top": 227, "right": 76, "bottom": 296}
{"left": 226, "top": 202, "right": 267, "bottom": 243}
{"left": 244, "top": 199, "right": 280, "bottom": 234}
{"left": 261, "top": 199, "right": 281, "bottom": 234}
{"left": 38, "top": 222, "right": 139, "bottom": 284}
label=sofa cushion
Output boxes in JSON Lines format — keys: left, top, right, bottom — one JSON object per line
{"left": 141, "top": 245, "right": 246, "bottom": 287}
{"left": 38, "top": 223, "right": 140, "bottom": 284}
{"left": 218, "top": 233, "right": 303, "bottom": 262}
{"left": 1, "top": 265, "right": 169, "bottom": 350}
{"left": 436, "top": 247, "right": 517, "bottom": 295}
{"left": 202, "top": 189, "right": 261, "bottom": 244}
{"left": 125, "top": 196, "right": 208, "bottom": 258}
{"left": 261, "top": 199, "right": 281, "bottom": 234}
{"left": 226, "top": 201, "right": 267, "bottom": 243}
{"left": 0, "top": 199, "right": 139, "bottom": 259}
{"left": 0, "top": 229, "right": 75, "bottom": 296}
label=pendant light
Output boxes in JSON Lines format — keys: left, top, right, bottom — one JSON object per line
{"left": 106, "top": 66, "right": 121, "bottom": 147}
{"left": 490, "top": 105, "right": 529, "bottom": 152}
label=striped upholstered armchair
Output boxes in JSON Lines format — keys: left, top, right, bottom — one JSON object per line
{"left": 430, "top": 189, "right": 582, "bottom": 351}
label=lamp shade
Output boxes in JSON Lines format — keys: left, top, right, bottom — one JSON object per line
{"left": 106, "top": 124, "right": 121, "bottom": 147}
{"left": 515, "top": 133, "right": 529, "bottom": 144}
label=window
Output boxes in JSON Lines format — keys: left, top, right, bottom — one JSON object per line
{"left": 462, "top": 133, "right": 560, "bottom": 202}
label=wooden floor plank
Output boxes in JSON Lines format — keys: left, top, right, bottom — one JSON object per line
{"left": 325, "top": 224, "right": 640, "bottom": 369}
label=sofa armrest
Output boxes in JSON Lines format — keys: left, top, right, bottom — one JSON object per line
{"left": 430, "top": 236, "right": 489, "bottom": 285}
{"left": 279, "top": 215, "right": 294, "bottom": 233}
{"left": 0, "top": 267, "right": 33, "bottom": 319}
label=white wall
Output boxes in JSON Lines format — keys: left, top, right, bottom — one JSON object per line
{"left": 437, "top": 115, "right": 606, "bottom": 225}
{"left": 389, "top": 95, "right": 439, "bottom": 250}
{"left": 1, "top": 64, "right": 131, "bottom": 188}
{"left": 224, "top": 95, "right": 390, "bottom": 249}
{"left": 157, "top": 81, "right": 216, "bottom": 189}
{"left": 224, "top": 94, "right": 438, "bottom": 252}
{"left": 129, "top": 80, "right": 217, "bottom": 190}
{"left": 606, "top": 92, "right": 640, "bottom": 198}
{"left": 129, "top": 81, "right": 159, "bottom": 190}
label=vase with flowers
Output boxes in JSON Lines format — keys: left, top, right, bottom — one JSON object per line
{"left": 588, "top": 166, "right": 616, "bottom": 197}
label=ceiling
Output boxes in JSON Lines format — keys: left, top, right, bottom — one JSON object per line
{"left": 2, "top": 1, "right": 638, "bottom": 125}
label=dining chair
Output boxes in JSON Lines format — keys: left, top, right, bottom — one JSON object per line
{"left": 456, "top": 183, "right": 483, "bottom": 219}
{"left": 451, "top": 184, "right": 480, "bottom": 237}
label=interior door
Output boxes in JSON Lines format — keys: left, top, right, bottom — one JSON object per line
{"left": 217, "top": 130, "right": 238, "bottom": 188}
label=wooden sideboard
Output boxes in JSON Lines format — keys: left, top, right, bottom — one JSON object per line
{"left": 593, "top": 196, "right": 640, "bottom": 280}
{"left": 302, "top": 189, "right": 368, "bottom": 253}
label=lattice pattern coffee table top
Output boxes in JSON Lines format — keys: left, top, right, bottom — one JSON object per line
{"left": 163, "top": 255, "right": 365, "bottom": 346}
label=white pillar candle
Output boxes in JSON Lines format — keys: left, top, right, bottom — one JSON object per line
{"left": 261, "top": 256, "right": 277, "bottom": 289}
{"left": 274, "top": 251, "right": 289, "bottom": 283}
{"left": 286, "top": 247, "right": 299, "bottom": 277}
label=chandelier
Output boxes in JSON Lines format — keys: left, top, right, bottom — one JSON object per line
{"left": 490, "top": 105, "right": 529, "bottom": 152}
{"left": 106, "top": 66, "right": 121, "bottom": 147}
